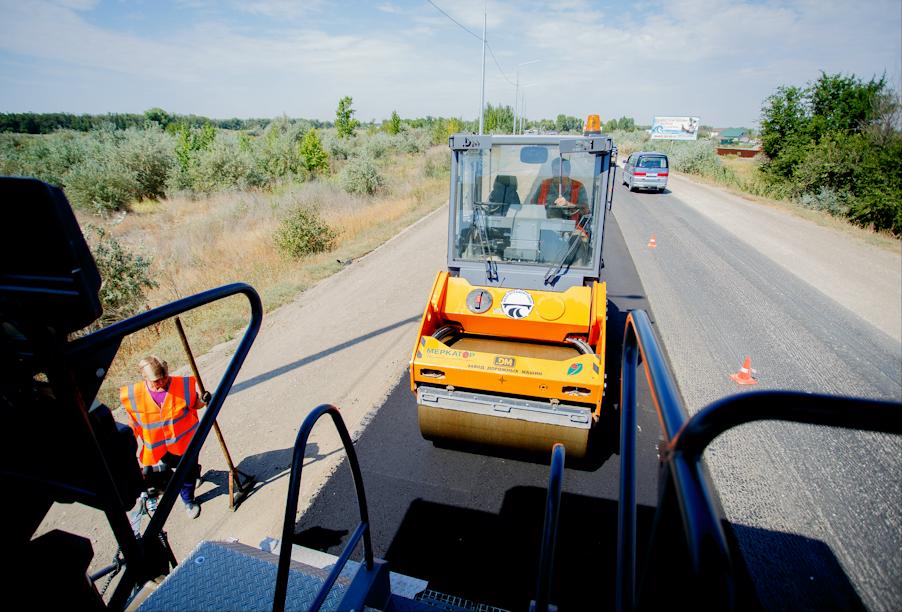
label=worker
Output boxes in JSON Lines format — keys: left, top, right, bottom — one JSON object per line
{"left": 535, "top": 157, "right": 589, "bottom": 221}
{"left": 120, "top": 356, "right": 206, "bottom": 519}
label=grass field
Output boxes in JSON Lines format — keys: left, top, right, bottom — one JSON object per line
{"left": 90, "top": 146, "right": 448, "bottom": 409}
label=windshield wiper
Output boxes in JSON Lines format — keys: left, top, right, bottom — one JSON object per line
{"left": 544, "top": 214, "right": 591, "bottom": 286}
{"left": 471, "top": 202, "right": 498, "bottom": 282}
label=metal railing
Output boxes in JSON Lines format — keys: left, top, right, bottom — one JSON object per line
{"left": 273, "top": 404, "right": 387, "bottom": 612}
{"left": 616, "top": 309, "right": 902, "bottom": 611}
{"left": 532, "top": 443, "right": 566, "bottom": 612}
{"left": 67, "top": 283, "right": 263, "bottom": 610}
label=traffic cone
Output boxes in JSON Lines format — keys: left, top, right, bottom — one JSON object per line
{"left": 730, "top": 356, "right": 758, "bottom": 385}
{"left": 647, "top": 234, "right": 657, "bottom": 248}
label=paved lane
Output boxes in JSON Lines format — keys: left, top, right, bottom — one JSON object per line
{"left": 294, "top": 215, "right": 671, "bottom": 612}
{"left": 611, "top": 173, "right": 902, "bottom": 611}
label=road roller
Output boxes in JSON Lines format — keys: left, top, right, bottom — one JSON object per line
{"left": 409, "top": 120, "right": 617, "bottom": 458}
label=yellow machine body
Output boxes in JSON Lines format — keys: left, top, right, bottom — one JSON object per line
{"left": 410, "top": 273, "right": 607, "bottom": 458}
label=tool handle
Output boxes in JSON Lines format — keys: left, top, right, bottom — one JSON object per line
{"left": 174, "top": 317, "right": 237, "bottom": 471}
{"left": 175, "top": 317, "right": 206, "bottom": 396}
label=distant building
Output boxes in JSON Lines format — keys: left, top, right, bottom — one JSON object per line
{"left": 715, "top": 128, "right": 748, "bottom": 144}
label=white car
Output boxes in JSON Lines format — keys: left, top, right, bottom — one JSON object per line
{"left": 622, "top": 152, "right": 669, "bottom": 192}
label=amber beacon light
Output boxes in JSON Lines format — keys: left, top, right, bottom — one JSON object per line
{"left": 584, "top": 114, "right": 602, "bottom": 134}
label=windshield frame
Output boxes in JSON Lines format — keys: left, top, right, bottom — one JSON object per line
{"left": 446, "top": 135, "right": 613, "bottom": 292}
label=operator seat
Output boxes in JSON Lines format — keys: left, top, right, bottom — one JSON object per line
{"left": 488, "top": 175, "right": 520, "bottom": 215}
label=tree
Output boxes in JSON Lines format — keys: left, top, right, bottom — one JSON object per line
{"left": 808, "top": 72, "right": 887, "bottom": 139}
{"left": 484, "top": 103, "right": 514, "bottom": 134}
{"left": 173, "top": 123, "right": 216, "bottom": 172}
{"left": 554, "top": 114, "right": 583, "bottom": 133}
{"left": 335, "top": 96, "right": 359, "bottom": 138}
{"left": 144, "top": 108, "right": 173, "bottom": 129}
{"left": 759, "top": 72, "right": 901, "bottom": 234}
{"left": 385, "top": 110, "right": 402, "bottom": 135}
{"left": 299, "top": 128, "right": 329, "bottom": 175}
{"left": 759, "top": 84, "right": 810, "bottom": 177}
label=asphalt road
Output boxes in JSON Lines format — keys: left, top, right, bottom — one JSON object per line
{"left": 293, "top": 213, "right": 672, "bottom": 612}
{"left": 610, "top": 174, "right": 901, "bottom": 611}
{"left": 297, "top": 175, "right": 901, "bottom": 611}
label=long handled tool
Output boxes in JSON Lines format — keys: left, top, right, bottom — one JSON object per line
{"left": 175, "top": 317, "right": 256, "bottom": 511}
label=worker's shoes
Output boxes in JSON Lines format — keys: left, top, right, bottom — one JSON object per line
{"left": 185, "top": 501, "right": 201, "bottom": 519}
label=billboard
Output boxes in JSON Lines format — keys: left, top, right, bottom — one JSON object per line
{"left": 650, "top": 116, "right": 700, "bottom": 141}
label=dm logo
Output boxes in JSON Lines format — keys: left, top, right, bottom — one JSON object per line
{"left": 494, "top": 356, "right": 516, "bottom": 368}
{"left": 501, "top": 290, "right": 534, "bottom": 319}
{"left": 567, "top": 363, "right": 583, "bottom": 376}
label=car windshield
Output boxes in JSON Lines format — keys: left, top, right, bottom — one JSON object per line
{"left": 638, "top": 156, "right": 667, "bottom": 169}
{"left": 452, "top": 144, "right": 600, "bottom": 268}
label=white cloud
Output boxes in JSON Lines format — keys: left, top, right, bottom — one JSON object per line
{"left": 0, "top": 0, "right": 898, "bottom": 125}
{"left": 231, "top": 0, "right": 328, "bottom": 19}
{"left": 377, "top": 2, "right": 402, "bottom": 14}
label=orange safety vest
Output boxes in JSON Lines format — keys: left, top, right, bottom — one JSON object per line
{"left": 121, "top": 376, "right": 200, "bottom": 467}
{"left": 538, "top": 178, "right": 584, "bottom": 221}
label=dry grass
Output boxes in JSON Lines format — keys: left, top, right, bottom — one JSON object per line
{"left": 87, "top": 147, "right": 448, "bottom": 409}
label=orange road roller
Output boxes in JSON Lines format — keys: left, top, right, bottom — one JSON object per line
{"left": 410, "top": 122, "right": 617, "bottom": 458}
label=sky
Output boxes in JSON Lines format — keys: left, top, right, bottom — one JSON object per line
{"left": 1, "top": 0, "right": 900, "bottom": 128}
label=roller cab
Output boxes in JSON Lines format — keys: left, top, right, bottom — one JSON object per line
{"left": 410, "top": 130, "right": 617, "bottom": 458}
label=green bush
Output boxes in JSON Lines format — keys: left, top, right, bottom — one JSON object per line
{"left": 610, "top": 129, "right": 648, "bottom": 158}
{"left": 84, "top": 225, "right": 157, "bottom": 327}
{"left": 255, "top": 120, "right": 305, "bottom": 180}
{"left": 397, "top": 127, "right": 431, "bottom": 154}
{"left": 798, "top": 186, "right": 851, "bottom": 216}
{"left": 339, "top": 155, "right": 385, "bottom": 195}
{"left": 117, "top": 127, "right": 176, "bottom": 201}
{"left": 321, "top": 130, "right": 354, "bottom": 160}
{"left": 65, "top": 146, "right": 140, "bottom": 215}
{"left": 274, "top": 205, "right": 337, "bottom": 259}
{"left": 299, "top": 128, "right": 329, "bottom": 175}
{"left": 0, "top": 130, "right": 89, "bottom": 187}
{"left": 189, "top": 136, "right": 268, "bottom": 194}
{"left": 359, "top": 132, "right": 394, "bottom": 159}
{"left": 665, "top": 141, "right": 724, "bottom": 175}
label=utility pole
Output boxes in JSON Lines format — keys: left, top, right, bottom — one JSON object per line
{"left": 478, "top": 2, "right": 486, "bottom": 134}
{"left": 514, "top": 71, "right": 520, "bottom": 134}
{"left": 514, "top": 60, "right": 539, "bottom": 134}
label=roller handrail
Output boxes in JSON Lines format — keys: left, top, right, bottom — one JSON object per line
{"left": 618, "top": 310, "right": 902, "bottom": 612}
{"left": 669, "top": 391, "right": 902, "bottom": 460}
{"left": 532, "top": 443, "right": 566, "bottom": 612}
{"left": 273, "top": 404, "right": 374, "bottom": 612}
{"left": 70, "top": 283, "right": 263, "bottom": 611}
{"left": 618, "top": 309, "right": 734, "bottom": 611}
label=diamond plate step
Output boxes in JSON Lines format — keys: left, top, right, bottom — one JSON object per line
{"left": 136, "top": 540, "right": 350, "bottom": 611}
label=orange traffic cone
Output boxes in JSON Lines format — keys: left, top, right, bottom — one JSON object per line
{"left": 647, "top": 234, "right": 657, "bottom": 248}
{"left": 730, "top": 356, "right": 758, "bottom": 385}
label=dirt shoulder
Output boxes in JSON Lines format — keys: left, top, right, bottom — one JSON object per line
{"left": 666, "top": 172, "right": 901, "bottom": 343}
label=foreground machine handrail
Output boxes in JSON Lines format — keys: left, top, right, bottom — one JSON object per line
{"left": 273, "top": 404, "right": 389, "bottom": 612}
{"left": 617, "top": 309, "right": 902, "bottom": 611}
{"left": 532, "top": 443, "right": 566, "bottom": 612}
{"left": 88, "top": 285, "right": 264, "bottom": 609}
